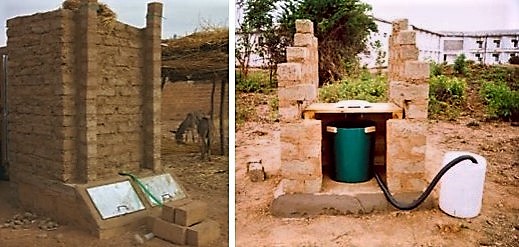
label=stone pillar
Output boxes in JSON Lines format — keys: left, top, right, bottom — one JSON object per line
{"left": 386, "top": 19, "right": 430, "bottom": 193}
{"left": 75, "top": 0, "right": 99, "bottom": 182}
{"left": 277, "top": 20, "right": 322, "bottom": 194}
{"left": 143, "top": 2, "right": 163, "bottom": 171}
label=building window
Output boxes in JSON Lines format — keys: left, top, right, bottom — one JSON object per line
{"left": 475, "top": 53, "right": 482, "bottom": 62}
{"left": 383, "top": 32, "right": 387, "bottom": 38}
{"left": 493, "top": 53, "right": 499, "bottom": 62}
{"left": 512, "top": 39, "right": 518, "bottom": 48}
{"left": 443, "top": 54, "right": 447, "bottom": 62}
{"left": 493, "top": 40, "right": 500, "bottom": 48}
{"left": 511, "top": 53, "right": 516, "bottom": 57}
{"left": 476, "top": 40, "right": 483, "bottom": 48}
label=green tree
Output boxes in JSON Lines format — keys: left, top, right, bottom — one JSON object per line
{"left": 279, "top": 0, "right": 377, "bottom": 83}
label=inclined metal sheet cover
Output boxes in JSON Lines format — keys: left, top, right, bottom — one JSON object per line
{"left": 140, "top": 173, "right": 187, "bottom": 206}
{"left": 86, "top": 180, "right": 145, "bottom": 219}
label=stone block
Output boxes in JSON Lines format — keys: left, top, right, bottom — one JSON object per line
{"left": 287, "top": 47, "right": 308, "bottom": 63}
{"left": 404, "top": 100, "right": 428, "bottom": 119}
{"left": 388, "top": 81, "right": 429, "bottom": 108}
{"left": 161, "top": 198, "right": 191, "bottom": 223}
{"left": 386, "top": 119, "right": 427, "bottom": 193}
{"left": 403, "top": 61, "right": 430, "bottom": 80}
{"left": 303, "top": 176, "right": 322, "bottom": 193}
{"left": 399, "top": 45, "right": 419, "bottom": 61}
{"left": 280, "top": 178, "right": 304, "bottom": 194}
{"left": 153, "top": 217, "right": 187, "bottom": 245}
{"left": 397, "top": 30, "right": 416, "bottom": 45}
{"left": 277, "top": 63, "right": 302, "bottom": 85}
{"left": 186, "top": 219, "right": 220, "bottom": 247}
{"left": 278, "top": 84, "right": 317, "bottom": 102}
{"left": 280, "top": 158, "right": 321, "bottom": 179}
{"left": 295, "top": 19, "right": 314, "bottom": 34}
{"left": 247, "top": 161, "right": 265, "bottom": 182}
{"left": 175, "top": 200, "right": 208, "bottom": 226}
{"left": 294, "top": 33, "right": 318, "bottom": 48}
{"left": 392, "top": 19, "right": 409, "bottom": 32}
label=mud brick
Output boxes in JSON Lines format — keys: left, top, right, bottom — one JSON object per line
{"left": 174, "top": 200, "right": 208, "bottom": 226}
{"left": 161, "top": 198, "right": 191, "bottom": 223}
{"left": 403, "top": 61, "right": 430, "bottom": 80}
{"left": 295, "top": 19, "right": 314, "bottom": 34}
{"left": 153, "top": 217, "right": 187, "bottom": 245}
{"left": 397, "top": 30, "right": 416, "bottom": 45}
{"left": 277, "top": 63, "right": 302, "bottom": 85}
{"left": 186, "top": 219, "right": 220, "bottom": 247}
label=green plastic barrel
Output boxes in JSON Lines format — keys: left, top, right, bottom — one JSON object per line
{"left": 327, "top": 121, "right": 376, "bottom": 183}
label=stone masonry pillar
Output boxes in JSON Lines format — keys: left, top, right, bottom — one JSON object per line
{"left": 277, "top": 20, "right": 322, "bottom": 194}
{"left": 386, "top": 19, "right": 430, "bottom": 193}
{"left": 75, "top": 0, "right": 99, "bottom": 182}
{"left": 143, "top": 2, "right": 163, "bottom": 171}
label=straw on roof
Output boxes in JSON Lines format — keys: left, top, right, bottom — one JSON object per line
{"left": 162, "top": 27, "right": 229, "bottom": 82}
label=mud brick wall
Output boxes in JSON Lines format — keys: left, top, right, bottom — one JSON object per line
{"left": 277, "top": 20, "right": 322, "bottom": 194}
{"left": 386, "top": 19, "right": 430, "bottom": 193}
{"left": 6, "top": 0, "right": 162, "bottom": 183}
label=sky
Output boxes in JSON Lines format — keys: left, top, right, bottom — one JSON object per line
{"left": 363, "top": 0, "right": 519, "bottom": 32}
{"left": 0, "top": 0, "right": 229, "bottom": 46}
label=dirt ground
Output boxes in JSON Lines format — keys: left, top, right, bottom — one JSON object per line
{"left": 235, "top": 118, "right": 518, "bottom": 247}
{"left": 0, "top": 135, "right": 229, "bottom": 247}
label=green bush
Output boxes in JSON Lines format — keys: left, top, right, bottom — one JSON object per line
{"left": 429, "top": 75, "right": 467, "bottom": 119}
{"left": 236, "top": 70, "right": 275, "bottom": 93}
{"left": 480, "top": 81, "right": 519, "bottom": 120}
{"left": 429, "top": 61, "right": 445, "bottom": 77}
{"left": 319, "top": 74, "right": 387, "bottom": 103}
{"left": 453, "top": 54, "right": 467, "bottom": 75}
{"left": 509, "top": 56, "right": 519, "bottom": 65}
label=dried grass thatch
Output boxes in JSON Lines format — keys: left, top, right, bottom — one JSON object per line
{"left": 162, "top": 27, "right": 229, "bottom": 81}
{"left": 62, "top": 0, "right": 117, "bottom": 28}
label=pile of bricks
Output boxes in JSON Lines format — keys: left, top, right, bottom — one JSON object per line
{"left": 276, "top": 20, "right": 323, "bottom": 194}
{"left": 386, "top": 19, "right": 430, "bottom": 193}
{"left": 152, "top": 199, "right": 220, "bottom": 246}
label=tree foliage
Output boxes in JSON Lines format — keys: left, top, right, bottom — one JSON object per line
{"left": 278, "top": 0, "right": 377, "bottom": 83}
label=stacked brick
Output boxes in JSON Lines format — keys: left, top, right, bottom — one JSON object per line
{"left": 5, "top": 0, "right": 162, "bottom": 184}
{"left": 152, "top": 199, "right": 220, "bottom": 246}
{"left": 386, "top": 19, "right": 430, "bottom": 193}
{"left": 277, "top": 20, "right": 322, "bottom": 194}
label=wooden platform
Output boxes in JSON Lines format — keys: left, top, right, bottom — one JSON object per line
{"left": 303, "top": 102, "right": 403, "bottom": 119}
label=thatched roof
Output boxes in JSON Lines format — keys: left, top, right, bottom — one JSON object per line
{"left": 162, "top": 28, "right": 229, "bottom": 82}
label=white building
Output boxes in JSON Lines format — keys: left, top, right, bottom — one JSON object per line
{"left": 361, "top": 18, "right": 519, "bottom": 67}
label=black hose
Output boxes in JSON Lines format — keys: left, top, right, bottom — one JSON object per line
{"left": 375, "top": 155, "right": 478, "bottom": 210}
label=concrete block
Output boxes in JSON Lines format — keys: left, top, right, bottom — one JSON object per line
{"left": 277, "top": 63, "right": 302, "bottom": 85}
{"left": 397, "top": 30, "right": 416, "bottom": 45}
{"left": 295, "top": 19, "right": 314, "bottom": 34}
{"left": 186, "top": 219, "right": 220, "bottom": 247}
{"left": 303, "top": 177, "right": 322, "bottom": 193}
{"left": 161, "top": 198, "right": 191, "bottom": 223}
{"left": 175, "top": 200, "right": 208, "bottom": 226}
{"left": 403, "top": 61, "right": 430, "bottom": 80}
{"left": 287, "top": 47, "right": 308, "bottom": 63}
{"left": 280, "top": 158, "right": 321, "bottom": 179}
{"left": 153, "top": 217, "right": 187, "bottom": 245}
{"left": 294, "top": 33, "right": 318, "bottom": 47}
{"left": 392, "top": 19, "right": 409, "bottom": 32}
{"left": 280, "top": 178, "right": 304, "bottom": 194}
{"left": 388, "top": 81, "right": 429, "bottom": 108}
{"left": 278, "top": 84, "right": 317, "bottom": 101}
{"left": 247, "top": 160, "right": 265, "bottom": 182}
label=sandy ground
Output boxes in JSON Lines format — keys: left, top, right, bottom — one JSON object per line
{"left": 235, "top": 118, "right": 519, "bottom": 247}
{"left": 0, "top": 135, "right": 229, "bottom": 247}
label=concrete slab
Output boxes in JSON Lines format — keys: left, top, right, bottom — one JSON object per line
{"left": 271, "top": 176, "right": 434, "bottom": 217}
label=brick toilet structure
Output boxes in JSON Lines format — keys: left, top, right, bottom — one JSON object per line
{"left": 1, "top": 1, "right": 223, "bottom": 242}
{"left": 272, "top": 19, "right": 431, "bottom": 216}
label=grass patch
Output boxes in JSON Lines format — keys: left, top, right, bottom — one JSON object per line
{"left": 236, "top": 70, "right": 276, "bottom": 93}
{"left": 319, "top": 73, "right": 388, "bottom": 103}
{"left": 429, "top": 75, "right": 467, "bottom": 120}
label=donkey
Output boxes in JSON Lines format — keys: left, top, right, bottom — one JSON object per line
{"left": 197, "top": 115, "right": 211, "bottom": 161}
{"left": 174, "top": 111, "right": 204, "bottom": 144}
